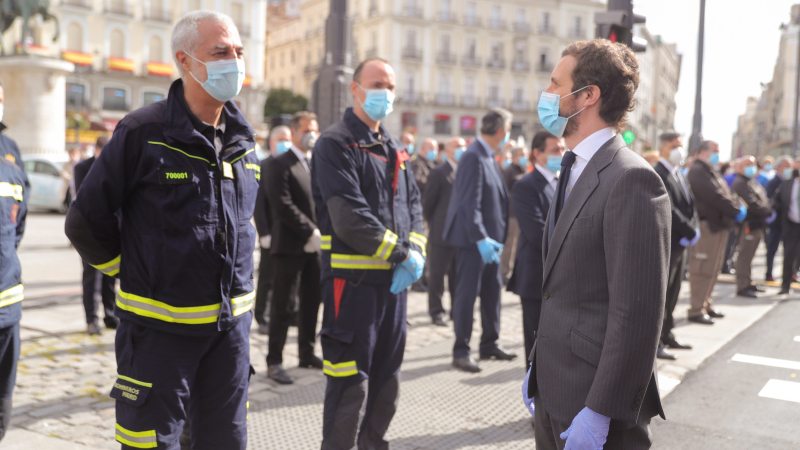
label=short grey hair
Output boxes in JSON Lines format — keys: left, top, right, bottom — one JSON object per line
{"left": 269, "top": 125, "right": 291, "bottom": 141}
{"left": 776, "top": 155, "right": 792, "bottom": 167}
{"left": 171, "top": 10, "right": 239, "bottom": 77}
{"left": 480, "top": 108, "right": 513, "bottom": 136}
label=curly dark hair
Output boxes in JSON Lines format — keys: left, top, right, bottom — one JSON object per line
{"left": 561, "top": 39, "right": 639, "bottom": 132}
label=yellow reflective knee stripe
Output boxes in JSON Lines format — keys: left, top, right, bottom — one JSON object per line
{"left": 0, "top": 284, "right": 23, "bottom": 308}
{"left": 92, "top": 255, "right": 121, "bottom": 277}
{"left": 321, "top": 235, "right": 332, "bottom": 250}
{"left": 0, "top": 182, "right": 23, "bottom": 202}
{"left": 116, "top": 290, "right": 220, "bottom": 324}
{"left": 117, "top": 375, "right": 152, "bottom": 388}
{"left": 409, "top": 232, "right": 427, "bottom": 256}
{"left": 323, "top": 360, "right": 358, "bottom": 377}
{"left": 115, "top": 424, "right": 157, "bottom": 448}
{"left": 232, "top": 291, "right": 255, "bottom": 316}
{"left": 330, "top": 254, "right": 392, "bottom": 270}
{"left": 373, "top": 230, "right": 398, "bottom": 261}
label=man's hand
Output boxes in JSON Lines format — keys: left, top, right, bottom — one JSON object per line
{"left": 477, "top": 238, "right": 503, "bottom": 264}
{"left": 390, "top": 250, "right": 425, "bottom": 294}
{"left": 522, "top": 366, "right": 535, "bottom": 418}
{"left": 260, "top": 235, "right": 272, "bottom": 249}
{"left": 560, "top": 407, "right": 611, "bottom": 450}
{"left": 304, "top": 229, "right": 322, "bottom": 253}
{"left": 680, "top": 227, "right": 701, "bottom": 247}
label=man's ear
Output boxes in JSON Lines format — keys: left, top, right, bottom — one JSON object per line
{"left": 176, "top": 51, "right": 191, "bottom": 75}
{"left": 583, "top": 85, "right": 601, "bottom": 108}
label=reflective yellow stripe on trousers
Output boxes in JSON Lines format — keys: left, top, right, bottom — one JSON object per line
{"left": 115, "top": 424, "right": 157, "bottom": 448}
{"left": 323, "top": 360, "right": 358, "bottom": 377}
{"left": 116, "top": 290, "right": 254, "bottom": 324}
{"left": 0, "top": 284, "right": 23, "bottom": 308}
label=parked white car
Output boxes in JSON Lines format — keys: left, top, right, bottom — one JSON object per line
{"left": 22, "top": 154, "right": 71, "bottom": 213}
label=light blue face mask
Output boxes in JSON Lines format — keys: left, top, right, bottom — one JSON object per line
{"left": 546, "top": 155, "right": 562, "bottom": 173}
{"left": 503, "top": 159, "right": 511, "bottom": 169}
{"left": 764, "top": 164, "right": 773, "bottom": 172}
{"left": 537, "top": 86, "right": 589, "bottom": 138}
{"left": 744, "top": 165, "right": 758, "bottom": 178}
{"left": 784, "top": 168, "right": 794, "bottom": 179}
{"left": 709, "top": 153, "right": 720, "bottom": 166}
{"left": 454, "top": 147, "right": 466, "bottom": 162}
{"left": 499, "top": 131, "right": 511, "bottom": 148}
{"left": 188, "top": 54, "right": 246, "bottom": 102}
{"left": 406, "top": 143, "right": 415, "bottom": 155}
{"left": 439, "top": 152, "right": 449, "bottom": 163}
{"left": 275, "top": 140, "right": 292, "bottom": 155}
{"left": 426, "top": 150, "right": 438, "bottom": 162}
{"left": 518, "top": 156, "right": 528, "bottom": 168}
{"left": 357, "top": 83, "right": 395, "bottom": 121}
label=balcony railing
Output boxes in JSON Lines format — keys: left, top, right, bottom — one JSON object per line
{"left": 487, "top": 98, "right": 505, "bottom": 108}
{"left": 571, "top": 28, "right": 585, "bottom": 38}
{"left": 397, "top": 93, "right": 423, "bottom": 105}
{"left": 63, "top": 0, "right": 90, "bottom": 8}
{"left": 435, "top": 94, "right": 455, "bottom": 106}
{"left": 539, "top": 25, "right": 555, "bottom": 35}
{"left": 305, "top": 26, "right": 324, "bottom": 39}
{"left": 303, "top": 63, "right": 320, "bottom": 77}
{"left": 437, "top": 12, "right": 457, "bottom": 23}
{"left": 538, "top": 62, "right": 554, "bottom": 73}
{"left": 489, "top": 19, "right": 506, "bottom": 30}
{"left": 486, "top": 58, "right": 505, "bottom": 70}
{"left": 145, "top": 8, "right": 172, "bottom": 22}
{"left": 404, "top": 6, "right": 423, "bottom": 18}
{"left": 402, "top": 47, "right": 423, "bottom": 61}
{"left": 513, "top": 22, "right": 530, "bottom": 33}
{"left": 105, "top": 0, "right": 131, "bottom": 16}
{"left": 461, "top": 95, "right": 481, "bottom": 108}
{"left": 436, "top": 52, "right": 457, "bottom": 65}
{"left": 461, "top": 55, "right": 482, "bottom": 67}
{"left": 463, "top": 15, "right": 481, "bottom": 26}
{"left": 511, "top": 60, "right": 530, "bottom": 72}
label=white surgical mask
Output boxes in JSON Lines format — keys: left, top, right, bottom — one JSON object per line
{"left": 669, "top": 147, "right": 683, "bottom": 168}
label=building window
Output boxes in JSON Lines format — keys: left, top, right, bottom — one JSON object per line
{"left": 406, "top": 72, "right": 415, "bottom": 95}
{"left": 143, "top": 91, "right": 165, "bottom": 106}
{"left": 516, "top": 8, "right": 525, "bottom": 24}
{"left": 513, "top": 85, "right": 524, "bottom": 103}
{"left": 109, "top": 29, "right": 125, "bottom": 58}
{"left": 406, "top": 30, "right": 416, "bottom": 49}
{"left": 489, "top": 84, "right": 499, "bottom": 101}
{"left": 440, "top": 0, "right": 451, "bottom": 18}
{"left": 515, "top": 44, "right": 525, "bottom": 62}
{"left": 270, "top": 56, "right": 275, "bottom": 70}
{"left": 103, "top": 87, "right": 127, "bottom": 111}
{"left": 66, "top": 82, "right": 86, "bottom": 109}
{"left": 402, "top": 111, "right": 417, "bottom": 130}
{"left": 280, "top": 52, "right": 285, "bottom": 67}
{"left": 542, "top": 12, "right": 551, "bottom": 33}
{"left": 460, "top": 115, "right": 476, "bottom": 135}
{"left": 67, "top": 23, "right": 83, "bottom": 52}
{"left": 291, "top": 49, "right": 295, "bottom": 65}
{"left": 465, "top": 38, "right": 476, "bottom": 59}
{"left": 572, "top": 16, "right": 583, "bottom": 37}
{"left": 149, "top": 35, "right": 163, "bottom": 62}
{"left": 491, "top": 43, "right": 502, "bottom": 62}
{"left": 465, "top": 2, "right": 476, "bottom": 25}
{"left": 434, "top": 114, "right": 451, "bottom": 135}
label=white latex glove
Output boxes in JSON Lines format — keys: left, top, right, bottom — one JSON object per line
{"left": 260, "top": 235, "right": 272, "bottom": 249}
{"left": 304, "top": 228, "right": 322, "bottom": 253}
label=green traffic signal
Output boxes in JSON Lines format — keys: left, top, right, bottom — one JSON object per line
{"left": 623, "top": 130, "right": 636, "bottom": 145}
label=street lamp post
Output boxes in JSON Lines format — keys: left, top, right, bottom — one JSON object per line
{"left": 688, "top": 0, "right": 705, "bottom": 155}
{"left": 793, "top": 20, "right": 800, "bottom": 158}
{"left": 312, "top": 0, "right": 354, "bottom": 130}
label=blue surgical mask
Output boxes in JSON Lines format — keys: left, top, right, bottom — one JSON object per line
{"left": 454, "top": 147, "right": 466, "bottom": 162}
{"left": 709, "top": 153, "right": 720, "bottom": 166}
{"left": 499, "top": 131, "right": 511, "bottom": 148}
{"left": 440, "top": 152, "right": 448, "bottom": 163}
{"left": 764, "top": 164, "right": 773, "bottom": 172}
{"left": 406, "top": 143, "right": 414, "bottom": 155}
{"left": 680, "top": 168, "right": 689, "bottom": 176}
{"left": 275, "top": 140, "right": 292, "bottom": 155}
{"left": 784, "top": 168, "right": 794, "bottom": 179}
{"left": 503, "top": 159, "right": 511, "bottom": 169}
{"left": 426, "top": 150, "right": 438, "bottom": 162}
{"left": 188, "top": 54, "right": 245, "bottom": 102}
{"left": 518, "top": 156, "right": 528, "bottom": 168}
{"left": 546, "top": 155, "right": 562, "bottom": 173}
{"left": 357, "top": 83, "right": 394, "bottom": 121}
{"left": 537, "top": 86, "right": 589, "bottom": 138}
{"left": 744, "top": 165, "right": 757, "bottom": 178}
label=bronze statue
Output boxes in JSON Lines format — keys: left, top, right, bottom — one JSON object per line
{"left": 0, "top": 0, "right": 59, "bottom": 55}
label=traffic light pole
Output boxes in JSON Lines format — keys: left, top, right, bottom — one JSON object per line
{"left": 688, "top": 0, "right": 705, "bottom": 155}
{"left": 793, "top": 22, "right": 800, "bottom": 158}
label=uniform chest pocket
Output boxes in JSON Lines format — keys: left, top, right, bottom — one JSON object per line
{"left": 158, "top": 167, "right": 193, "bottom": 185}
{"left": 110, "top": 376, "right": 152, "bottom": 407}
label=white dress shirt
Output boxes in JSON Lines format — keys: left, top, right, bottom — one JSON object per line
{"left": 535, "top": 163, "right": 558, "bottom": 190}
{"left": 790, "top": 178, "right": 800, "bottom": 224}
{"left": 566, "top": 127, "right": 616, "bottom": 198}
{"left": 660, "top": 157, "right": 692, "bottom": 203}
{"left": 291, "top": 144, "right": 309, "bottom": 172}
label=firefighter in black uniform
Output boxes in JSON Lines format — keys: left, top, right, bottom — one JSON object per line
{"left": 65, "top": 12, "right": 257, "bottom": 449}
{"left": 311, "top": 58, "right": 426, "bottom": 449}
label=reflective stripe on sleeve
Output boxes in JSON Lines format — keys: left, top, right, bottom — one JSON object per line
{"left": 232, "top": 291, "right": 255, "bottom": 316}
{"left": 321, "top": 235, "right": 332, "bottom": 250}
{"left": 92, "top": 255, "right": 121, "bottom": 277}
{"left": 323, "top": 360, "right": 358, "bottom": 377}
{"left": 115, "top": 424, "right": 157, "bottom": 448}
{"left": 0, "top": 284, "right": 23, "bottom": 308}
{"left": 409, "top": 232, "right": 427, "bottom": 256}
{"left": 0, "top": 182, "right": 23, "bottom": 201}
{"left": 116, "top": 290, "right": 221, "bottom": 324}
{"left": 330, "top": 254, "right": 392, "bottom": 270}
{"left": 372, "top": 229, "right": 398, "bottom": 261}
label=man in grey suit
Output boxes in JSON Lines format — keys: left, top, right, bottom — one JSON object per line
{"left": 524, "top": 39, "right": 670, "bottom": 450}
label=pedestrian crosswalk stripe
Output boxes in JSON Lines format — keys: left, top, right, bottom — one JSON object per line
{"left": 758, "top": 379, "right": 800, "bottom": 404}
{"left": 794, "top": 336, "right": 800, "bottom": 342}
{"left": 731, "top": 354, "right": 800, "bottom": 371}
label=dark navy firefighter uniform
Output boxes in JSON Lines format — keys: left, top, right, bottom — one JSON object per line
{"left": 65, "top": 80, "right": 258, "bottom": 450}
{"left": 311, "top": 107, "right": 426, "bottom": 449}
{"left": 0, "top": 156, "right": 26, "bottom": 442}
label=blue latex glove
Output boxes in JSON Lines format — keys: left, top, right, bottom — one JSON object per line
{"left": 765, "top": 210, "right": 777, "bottom": 225}
{"left": 390, "top": 250, "right": 425, "bottom": 294}
{"left": 560, "top": 407, "right": 611, "bottom": 450}
{"left": 522, "top": 366, "right": 535, "bottom": 418}
{"left": 680, "top": 227, "right": 701, "bottom": 247}
{"left": 734, "top": 206, "right": 747, "bottom": 223}
{"left": 477, "top": 237, "right": 503, "bottom": 264}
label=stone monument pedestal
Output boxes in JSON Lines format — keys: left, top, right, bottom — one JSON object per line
{"left": 0, "top": 55, "right": 74, "bottom": 156}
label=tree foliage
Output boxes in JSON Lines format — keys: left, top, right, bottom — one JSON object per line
{"left": 263, "top": 88, "right": 309, "bottom": 118}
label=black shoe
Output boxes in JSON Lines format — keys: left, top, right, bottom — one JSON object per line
{"left": 432, "top": 314, "right": 447, "bottom": 327}
{"left": 748, "top": 285, "right": 766, "bottom": 293}
{"left": 298, "top": 355, "right": 323, "bottom": 369}
{"left": 737, "top": 289, "right": 758, "bottom": 298}
{"left": 267, "top": 364, "right": 293, "bottom": 384}
{"left": 257, "top": 323, "right": 270, "bottom": 335}
{"left": 87, "top": 321, "right": 103, "bottom": 336}
{"left": 104, "top": 318, "right": 119, "bottom": 330}
{"left": 479, "top": 346, "right": 518, "bottom": 361}
{"left": 687, "top": 314, "right": 714, "bottom": 325}
{"left": 657, "top": 345, "right": 677, "bottom": 360}
{"left": 707, "top": 309, "right": 725, "bottom": 318}
{"left": 779, "top": 288, "right": 792, "bottom": 295}
{"left": 663, "top": 335, "right": 692, "bottom": 350}
{"left": 452, "top": 357, "right": 481, "bottom": 373}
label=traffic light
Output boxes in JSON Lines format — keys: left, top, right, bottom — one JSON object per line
{"left": 594, "top": 0, "right": 647, "bottom": 53}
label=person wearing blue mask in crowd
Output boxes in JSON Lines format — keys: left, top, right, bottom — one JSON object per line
{"left": 407, "top": 138, "right": 438, "bottom": 292}
{"left": 423, "top": 136, "right": 466, "bottom": 327}
{"left": 444, "top": 108, "right": 515, "bottom": 373}
{"left": 310, "top": 58, "right": 425, "bottom": 449}
{"left": 401, "top": 131, "right": 415, "bottom": 156}
{"left": 506, "top": 130, "right": 564, "bottom": 369}
{"left": 764, "top": 156, "right": 793, "bottom": 282}
{"left": 756, "top": 156, "right": 774, "bottom": 188}
{"left": 500, "top": 145, "right": 529, "bottom": 285}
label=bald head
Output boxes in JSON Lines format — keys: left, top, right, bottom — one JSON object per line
{"left": 350, "top": 59, "right": 396, "bottom": 128}
{"left": 419, "top": 138, "right": 438, "bottom": 158}
{"left": 443, "top": 136, "right": 466, "bottom": 163}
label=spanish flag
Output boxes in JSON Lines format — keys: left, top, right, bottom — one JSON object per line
{"left": 108, "top": 57, "right": 134, "bottom": 72}
{"left": 147, "top": 62, "right": 173, "bottom": 77}
{"left": 62, "top": 50, "right": 93, "bottom": 66}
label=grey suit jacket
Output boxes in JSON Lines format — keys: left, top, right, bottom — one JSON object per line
{"left": 528, "top": 135, "right": 670, "bottom": 427}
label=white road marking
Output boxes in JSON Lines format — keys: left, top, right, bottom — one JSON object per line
{"left": 658, "top": 373, "right": 681, "bottom": 397}
{"left": 758, "top": 379, "right": 800, "bottom": 404}
{"left": 731, "top": 354, "right": 800, "bottom": 371}
{"left": 794, "top": 336, "right": 800, "bottom": 342}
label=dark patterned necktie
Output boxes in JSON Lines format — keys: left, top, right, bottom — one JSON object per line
{"left": 553, "top": 151, "right": 577, "bottom": 226}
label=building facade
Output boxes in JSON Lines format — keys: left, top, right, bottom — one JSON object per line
{"left": 1, "top": 0, "right": 268, "bottom": 146}
{"left": 265, "top": 0, "right": 604, "bottom": 142}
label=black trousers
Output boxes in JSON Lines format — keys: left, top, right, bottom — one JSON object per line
{"left": 254, "top": 248, "right": 273, "bottom": 326}
{"left": 520, "top": 296, "right": 542, "bottom": 362}
{"left": 662, "top": 245, "right": 687, "bottom": 342}
{"left": 0, "top": 323, "right": 18, "bottom": 443}
{"left": 765, "top": 222, "right": 782, "bottom": 279}
{"left": 452, "top": 247, "right": 501, "bottom": 358}
{"left": 267, "top": 253, "right": 321, "bottom": 366}
{"left": 722, "top": 225, "right": 741, "bottom": 272}
{"left": 427, "top": 243, "right": 457, "bottom": 319}
{"left": 81, "top": 260, "right": 116, "bottom": 325}
{"left": 782, "top": 221, "right": 800, "bottom": 290}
